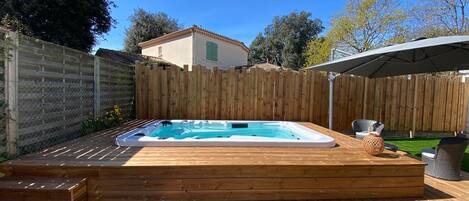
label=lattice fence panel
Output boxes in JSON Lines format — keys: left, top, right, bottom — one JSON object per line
{"left": 15, "top": 35, "right": 95, "bottom": 154}
{"left": 99, "top": 58, "right": 134, "bottom": 117}
{"left": 7, "top": 34, "right": 135, "bottom": 155}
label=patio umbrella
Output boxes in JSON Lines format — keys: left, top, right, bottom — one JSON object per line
{"left": 307, "top": 35, "right": 469, "bottom": 78}
{"left": 305, "top": 35, "right": 469, "bottom": 130}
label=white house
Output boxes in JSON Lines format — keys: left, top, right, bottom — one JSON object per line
{"left": 139, "top": 26, "right": 249, "bottom": 69}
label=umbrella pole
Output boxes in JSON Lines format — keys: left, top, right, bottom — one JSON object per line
{"left": 326, "top": 48, "right": 351, "bottom": 130}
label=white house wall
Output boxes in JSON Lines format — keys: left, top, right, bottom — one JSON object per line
{"left": 192, "top": 32, "right": 248, "bottom": 69}
{"left": 141, "top": 34, "right": 193, "bottom": 68}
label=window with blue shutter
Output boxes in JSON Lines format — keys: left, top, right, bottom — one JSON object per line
{"left": 206, "top": 41, "right": 218, "bottom": 61}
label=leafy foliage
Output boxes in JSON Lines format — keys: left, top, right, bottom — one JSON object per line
{"left": 0, "top": 0, "right": 115, "bottom": 52}
{"left": 248, "top": 11, "right": 324, "bottom": 70}
{"left": 124, "top": 9, "right": 181, "bottom": 54}
{"left": 80, "top": 105, "right": 124, "bottom": 135}
{"left": 328, "top": 0, "right": 407, "bottom": 53}
{"left": 1, "top": 14, "right": 30, "bottom": 35}
{"left": 303, "top": 37, "right": 332, "bottom": 67}
{"left": 410, "top": 0, "right": 469, "bottom": 37}
{"left": 303, "top": 0, "right": 408, "bottom": 66}
{"left": 248, "top": 33, "right": 268, "bottom": 65}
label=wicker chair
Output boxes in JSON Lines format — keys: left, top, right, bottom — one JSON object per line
{"left": 422, "top": 137, "right": 469, "bottom": 181}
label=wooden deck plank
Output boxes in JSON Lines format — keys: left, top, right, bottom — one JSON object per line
{"left": 0, "top": 177, "right": 86, "bottom": 191}
{"left": 0, "top": 177, "right": 87, "bottom": 201}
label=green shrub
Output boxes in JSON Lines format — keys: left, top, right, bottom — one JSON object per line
{"left": 80, "top": 105, "right": 124, "bottom": 135}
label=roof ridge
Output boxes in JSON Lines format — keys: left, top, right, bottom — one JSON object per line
{"left": 138, "top": 25, "right": 249, "bottom": 52}
{"left": 191, "top": 25, "right": 247, "bottom": 48}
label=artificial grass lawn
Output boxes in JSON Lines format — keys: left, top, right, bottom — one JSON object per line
{"left": 385, "top": 138, "right": 469, "bottom": 172}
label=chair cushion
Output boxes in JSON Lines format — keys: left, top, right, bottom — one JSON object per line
{"left": 422, "top": 148, "right": 436, "bottom": 159}
{"left": 355, "top": 132, "right": 369, "bottom": 140}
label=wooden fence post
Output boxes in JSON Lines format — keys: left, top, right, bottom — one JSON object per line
{"left": 362, "top": 78, "right": 369, "bottom": 119}
{"left": 411, "top": 76, "right": 419, "bottom": 138}
{"left": 94, "top": 57, "right": 101, "bottom": 117}
{"left": 5, "top": 31, "right": 19, "bottom": 156}
{"left": 465, "top": 77, "right": 469, "bottom": 133}
{"left": 135, "top": 62, "right": 142, "bottom": 119}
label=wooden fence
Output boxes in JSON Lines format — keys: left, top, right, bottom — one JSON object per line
{"left": 2, "top": 30, "right": 134, "bottom": 156}
{"left": 136, "top": 63, "right": 469, "bottom": 133}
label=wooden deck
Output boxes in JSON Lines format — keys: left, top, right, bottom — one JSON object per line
{"left": 0, "top": 177, "right": 87, "bottom": 201}
{"left": 0, "top": 120, "right": 449, "bottom": 201}
{"left": 420, "top": 172, "right": 469, "bottom": 201}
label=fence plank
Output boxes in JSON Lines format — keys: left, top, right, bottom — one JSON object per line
{"left": 405, "top": 77, "right": 415, "bottom": 131}
{"left": 398, "top": 78, "right": 407, "bottom": 130}
{"left": 444, "top": 77, "right": 454, "bottom": 131}
{"left": 423, "top": 76, "right": 434, "bottom": 131}
{"left": 457, "top": 81, "right": 467, "bottom": 130}
{"left": 461, "top": 80, "right": 468, "bottom": 131}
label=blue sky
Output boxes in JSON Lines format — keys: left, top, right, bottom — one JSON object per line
{"left": 94, "top": 0, "right": 348, "bottom": 51}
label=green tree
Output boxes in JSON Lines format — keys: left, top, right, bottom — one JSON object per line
{"left": 124, "top": 9, "right": 181, "bottom": 54}
{"left": 248, "top": 11, "right": 323, "bottom": 70}
{"left": 411, "top": 0, "right": 469, "bottom": 37}
{"left": 0, "top": 0, "right": 115, "bottom": 52}
{"left": 248, "top": 33, "right": 268, "bottom": 65}
{"left": 328, "top": 0, "right": 407, "bottom": 53}
{"left": 303, "top": 0, "right": 407, "bottom": 67}
{"left": 303, "top": 37, "right": 332, "bottom": 67}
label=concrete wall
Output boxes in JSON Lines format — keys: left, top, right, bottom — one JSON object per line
{"left": 192, "top": 32, "right": 248, "bottom": 69}
{"left": 141, "top": 34, "right": 193, "bottom": 68}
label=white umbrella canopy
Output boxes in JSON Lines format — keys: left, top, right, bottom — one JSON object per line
{"left": 306, "top": 35, "right": 469, "bottom": 78}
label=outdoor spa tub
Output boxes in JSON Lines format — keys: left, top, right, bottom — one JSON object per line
{"left": 115, "top": 120, "right": 336, "bottom": 147}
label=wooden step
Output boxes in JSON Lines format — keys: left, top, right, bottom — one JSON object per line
{"left": 0, "top": 177, "right": 87, "bottom": 201}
